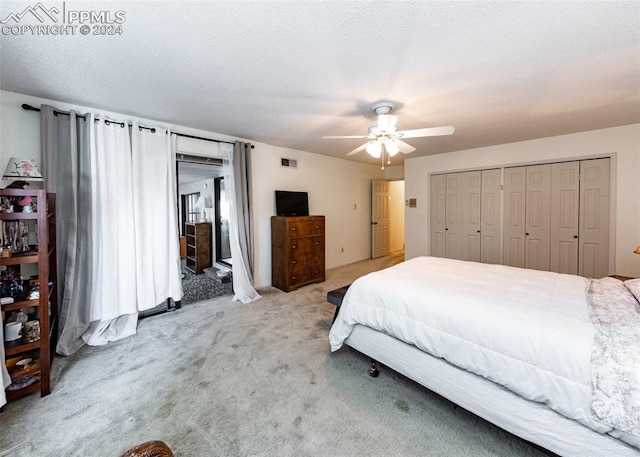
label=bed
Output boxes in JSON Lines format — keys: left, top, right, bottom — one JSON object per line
{"left": 329, "top": 256, "right": 640, "bottom": 457}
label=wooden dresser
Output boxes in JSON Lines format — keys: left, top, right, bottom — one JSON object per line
{"left": 271, "top": 216, "right": 325, "bottom": 292}
{"left": 185, "top": 222, "right": 211, "bottom": 274}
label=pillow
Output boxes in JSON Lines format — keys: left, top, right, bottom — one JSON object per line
{"left": 624, "top": 278, "right": 640, "bottom": 303}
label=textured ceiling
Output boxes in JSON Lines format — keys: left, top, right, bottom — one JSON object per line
{"left": 1, "top": 1, "right": 639, "bottom": 166}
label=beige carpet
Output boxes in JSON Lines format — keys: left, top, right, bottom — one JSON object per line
{"left": 0, "top": 252, "right": 545, "bottom": 457}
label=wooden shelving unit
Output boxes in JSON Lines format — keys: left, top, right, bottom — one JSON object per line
{"left": 1, "top": 189, "right": 57, "bottom": 400}
{"left": 185, "top": 222, "right": 211, "bottom": 274}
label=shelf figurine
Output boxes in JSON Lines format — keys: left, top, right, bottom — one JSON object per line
{"left": 0, "top": 196, "right": 13, "bottom": 213}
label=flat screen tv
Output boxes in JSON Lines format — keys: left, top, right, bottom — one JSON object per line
{"left": 275, "top": 190, "right": 309, "bottom": 217}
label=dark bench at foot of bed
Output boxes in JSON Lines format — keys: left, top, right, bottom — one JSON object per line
{"left": 327, "top": 285, "right": 380, "bottom": 377}
{"left": 327, "top": 285, "right": 350, "bottom": 322}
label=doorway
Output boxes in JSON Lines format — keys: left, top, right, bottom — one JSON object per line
{"left": 371, "top": 179, "right": 405, "bottom": 259}
{"left": 176, "top": 158, "right": 233, "bottom": 304}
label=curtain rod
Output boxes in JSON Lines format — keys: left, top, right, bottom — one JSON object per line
{"left": 21, "top": 104, "right": 253, "bottom": 148}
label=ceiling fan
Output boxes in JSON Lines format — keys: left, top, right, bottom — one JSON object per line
{"left": 323, "top": 102, "right": 454, "bottom": 166}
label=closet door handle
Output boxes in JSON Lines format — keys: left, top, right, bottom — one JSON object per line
{"left": 573, "top": 235, "right": 578, "bottom": 239}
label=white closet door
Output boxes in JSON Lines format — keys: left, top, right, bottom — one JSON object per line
{"left": 525, "top": 164, "right": 552, "bottom": 271}
{"left": 445, "top": 173, "right": 463, "bottom": 259}
{"left": 481, "top": 169, "right": 501, "bottom": 264}
{"left": 579, "top": 158, "right": 610, "bottom": 278}
{"left": 461, "top": 171, "right": 482, "bottom": 262}
{"left": 503, "top": 167, "right": 526, "bottom": 268}
{"left": 430, "top": 174, "right": 446, "bottom": 257}
{"left": 550, "top": 161, "right": 580, "bottom": 274}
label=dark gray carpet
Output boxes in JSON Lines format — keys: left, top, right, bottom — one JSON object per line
{"left": 181, "top": 265, "right": 233, "bottom": 305}
{"left": 0, "top": 253, "right": 546, "bottom": 457}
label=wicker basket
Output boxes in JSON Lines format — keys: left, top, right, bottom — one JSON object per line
{"left": 120, "top": 440, "right": 174, "bottom": 457}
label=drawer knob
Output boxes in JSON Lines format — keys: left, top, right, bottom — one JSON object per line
{"left": 292, "top": 260, "right": 296, "bottom": 264}
{"left": 292, "top": 227, "right": 297, "bottom": 231}
{"left": 292, "top": 245, "right": 297, "bottom": 249}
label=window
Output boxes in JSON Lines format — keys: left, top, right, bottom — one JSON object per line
{"left": 181, "top": 192, "right": 200, "bottom": 235}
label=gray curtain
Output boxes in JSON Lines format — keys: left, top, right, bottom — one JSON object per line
{"left": 232, "top": 141, "right": 255, "bottom": 280}
{"left": 40, "top": 105, "right": 94, "bottom": 356}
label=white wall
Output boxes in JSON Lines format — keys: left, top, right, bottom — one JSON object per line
{"left": 0, "top": 90, "right": 240, "bottom": 178}
{"left": 1, "top": 90, "right": 385, "bottom": 289}
{"left": 404, "top": 124, "right": 640, "bottom": 277}
{"left": 251, "top": 143, "right": 384, "bottom": 287}
{"left": 180, "top": 178, "right": 215, "bottom": 225}
{"left": 384, "top": 165, "right": 404, "bottom": 180}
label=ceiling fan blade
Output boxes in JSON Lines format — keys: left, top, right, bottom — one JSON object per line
{"left": 396, "top": 140, "right": 416, "bottom": 154}
{"left": 398, "top": 126, "right": 455, "bottom": 139}
{"left": 346, "top": 143, "right": 369, "bottom": 156}
{"left": 322, "top": 135, "right": 369, "bottom": 139}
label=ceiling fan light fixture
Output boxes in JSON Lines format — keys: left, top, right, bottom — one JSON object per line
{"left": 324, "top": 101, "right": 454, "bottom": 160}
{"left": 377, "top": 114, "right": 398, "bottom": 133}
{"left": 384, "top": 139, "right": 400, "bottom": 156}
{"left": 365, "top": 140, "right": 382, "bottom": 158}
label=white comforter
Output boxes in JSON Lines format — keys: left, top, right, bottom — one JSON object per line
{"left": 329, "top": 256, "right": 636, "bottom": 444}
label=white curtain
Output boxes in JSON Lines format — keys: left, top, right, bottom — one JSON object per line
{"left": 220, "top": 143, "right": 261, "bottom": 303}
{"left": 83, "top": 115, "right": 138, "bottom": 345}
{"left": 132, "top": 124, "right": 182, "bottom": 310}
{"left": 42, "top": 107, "right": 183, "bottom": 354}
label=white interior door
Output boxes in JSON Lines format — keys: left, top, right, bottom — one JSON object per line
{"left": 445, "top": 173, "right": 463, "bottom": 259}
{"left": 372, "top": 180, "right": 390, "bottom": 259}
{"left": 461, "top": 171, "right": 482, "bottom": 262}
{"left": 525, "top": 164, "right": 552, "bottom": 271}
{"left": 579, "top": 158, "right": 610, "bottom": 278}
{"left": 481, "top": 169, "right": 502, "bottom": 264}
{"left": 503, "top": 167, "right": 526, "bottom": 268}
{"left": 430, "top": 174, "right": 446, "bottom": 257}
{"left": 550, "top": 161, "right": 579, "bottom": 274}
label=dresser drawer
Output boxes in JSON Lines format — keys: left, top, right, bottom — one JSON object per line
{"left": 289, "top": 235, "right": 324, "bottom": 254}
{"left": 288, "top": 219, "right": 325, "bottom": 237}
{"left": 290, "top": 262, "right": 324, "bottom": 285}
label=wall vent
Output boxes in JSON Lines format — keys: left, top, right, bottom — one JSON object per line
{"left": 281, "top": 157, "right": 298, "bottom": 168}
